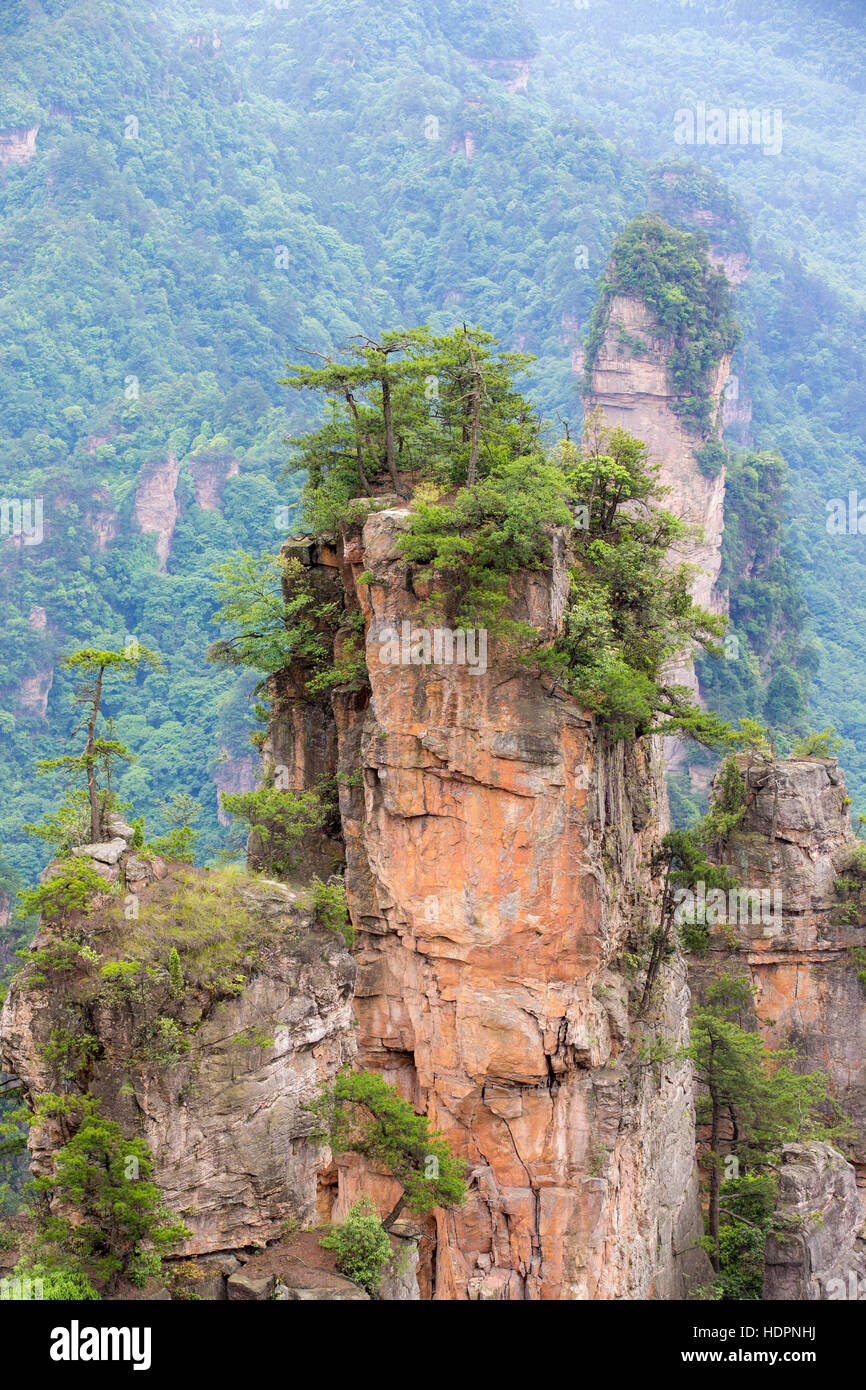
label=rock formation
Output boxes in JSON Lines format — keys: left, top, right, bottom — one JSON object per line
{"left": 583, "top": 294, "right": 730, "bottom": 636}
{"left": 701, "top": 753, "right": 866, "bottom": 1189}
{"left": 582, "top": 228, "right": 748, "bottom": 776}
{"left": 213, "top": 744, "right": 259, "bottom": 828}
{"left": 14, "top": 667, "right": 53, "bottom": 720}
{"left": 85, "top": 485, "right": 119, "bottom": 552}
{"left": 764, "top": 1142, "right": 866, "bottom": 1300}
{"left": 132, "top": 452, "right": 180, "bottom": 569}
{"left": 0, "top": 125, "right": 39, "bottom": 174}
{"left": 262, "top": 505, "right": 711, "bottom": 1299}
{"left": 0, "top": 822, "right": 356, "bottom": 1258}
{"left": 191, "top": 454, "right": 239, "bottom": 511}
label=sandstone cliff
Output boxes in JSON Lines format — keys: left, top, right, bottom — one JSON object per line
{"left": 262, "top": 505, "right": 711, "bottom": 1300}
{"left": 0, "top": 124, "right": 39, "bottom": 174}
{"left": 583, "top": 293, "right": 730, "bottom": 634}
{"left": 191, "top": 454, "right": 240, "bottom": 511}
{"left": 132, "top": 452, "right": 180, "bottom": 569}
{"left": 0, "top": 825, "right": 356, "bottom": 1258}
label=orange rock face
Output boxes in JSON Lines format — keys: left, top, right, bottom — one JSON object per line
{"left": 269, "top": 509, "right": 710, "bottom": 1299}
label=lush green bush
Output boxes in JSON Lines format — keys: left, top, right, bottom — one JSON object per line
{"left": 789, "top": 728, "right": 843, "bottom": 759}
{"left": 310, "top": 1069, "right": 467, "bottom": 1229}
{"left": 310, "top": 877, "right": 354, "bottom": 948}
{"left": 221, "top": 785, "right": 328, "bottom": 879}
{"left": 19, "top": 857, "right": 115, "bottom": 926}
{"left": 27, "top": 1093, "right": 189, "bottom": 1293}
{"left": 319, "top": 1196, "right": 392, "bottom": 1296}
{"left": 9, "top": 1265, "right": 101, "bottom": 1301}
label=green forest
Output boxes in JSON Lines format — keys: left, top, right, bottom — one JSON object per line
{"left": 1, "top": 0, "right": 864, "bottom": 913}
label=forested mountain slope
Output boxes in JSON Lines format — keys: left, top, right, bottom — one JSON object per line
{"left": 0, "top": 0, "right": 863, "bottom": 909}
{"left": 523, "top": 0, "right": 866, "bottom": 804}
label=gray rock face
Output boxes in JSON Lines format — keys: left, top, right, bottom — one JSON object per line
{"left": 0, "top": 876, "right": 357, "bottom": 1257}
{"left": 704, "top": 755, "right": 866, "bottom": 1181}
{"left": 72, "top": 838, "right": 128, "bottom": 865}
{"left": 764, "top": 1143, "right": 866, "bottom": 1300}
{"left": 106, "top": 815, "right": 135, "bottom": 841}
{"left": 227, "top": 1272, "right": 275, "bottom": 1301}
{"left": 377, "top": 1225, "right": 421, "bottom": 1301}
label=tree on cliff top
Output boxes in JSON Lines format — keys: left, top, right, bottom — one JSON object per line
{"left": 272, "top": 327, "right": 732, "bottom": 747}
{"left": 309, "top": 1069, "right": 467, "bottom": 1230}
{"left": 280, "top": 324, "right": 541, "bottom": 537}
{"left": 33, "top": 645, "right": 163, "bottom": 843}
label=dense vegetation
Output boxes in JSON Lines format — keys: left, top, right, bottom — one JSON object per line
{"left": 1, "top": 0, "right": 864, "bottom": 904}
{"left": 584, "top": 214, "right": 741, "bottom": 434}
{"left": 697, "top": 449, "right": 816, "bottom": 733}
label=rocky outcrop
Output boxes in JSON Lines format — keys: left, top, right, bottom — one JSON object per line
{"left": 583, "top": 233, "right": 747, "bottom": 777}
{"left": 584, "top": 293, "right": 729, "bottom": 633}
{"left": 213, "top": 745, "right": 259, "bottom": 827}
{"left": 191, "top": 454, "right": 239, "bottom": 511}
{"left": 0, "top": 125, "right": 39, "bottom": 174}
{"left": 0, "top": 829, "right": 356, "bottom": 1257}
{"left": 86, "top": 486, "right": 119, "bottom": 551}
{"left": 264, "top": 505, "right": 711, "bottom": 1300}
{"left": 15, "top": 667, "right": 53, "bottom": 720}
{"left": 764, "top": 1143, "right": 866, "bottom": 1300}
{"left": 701, "top": 754, "right": 866, "bottom": 1187}
{"left": 132, "top": 452, "right": 180, "bottom": 568}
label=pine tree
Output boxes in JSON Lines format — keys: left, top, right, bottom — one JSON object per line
{"left": 309, "top": 1069, "right": 466, "bottom": 1230}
